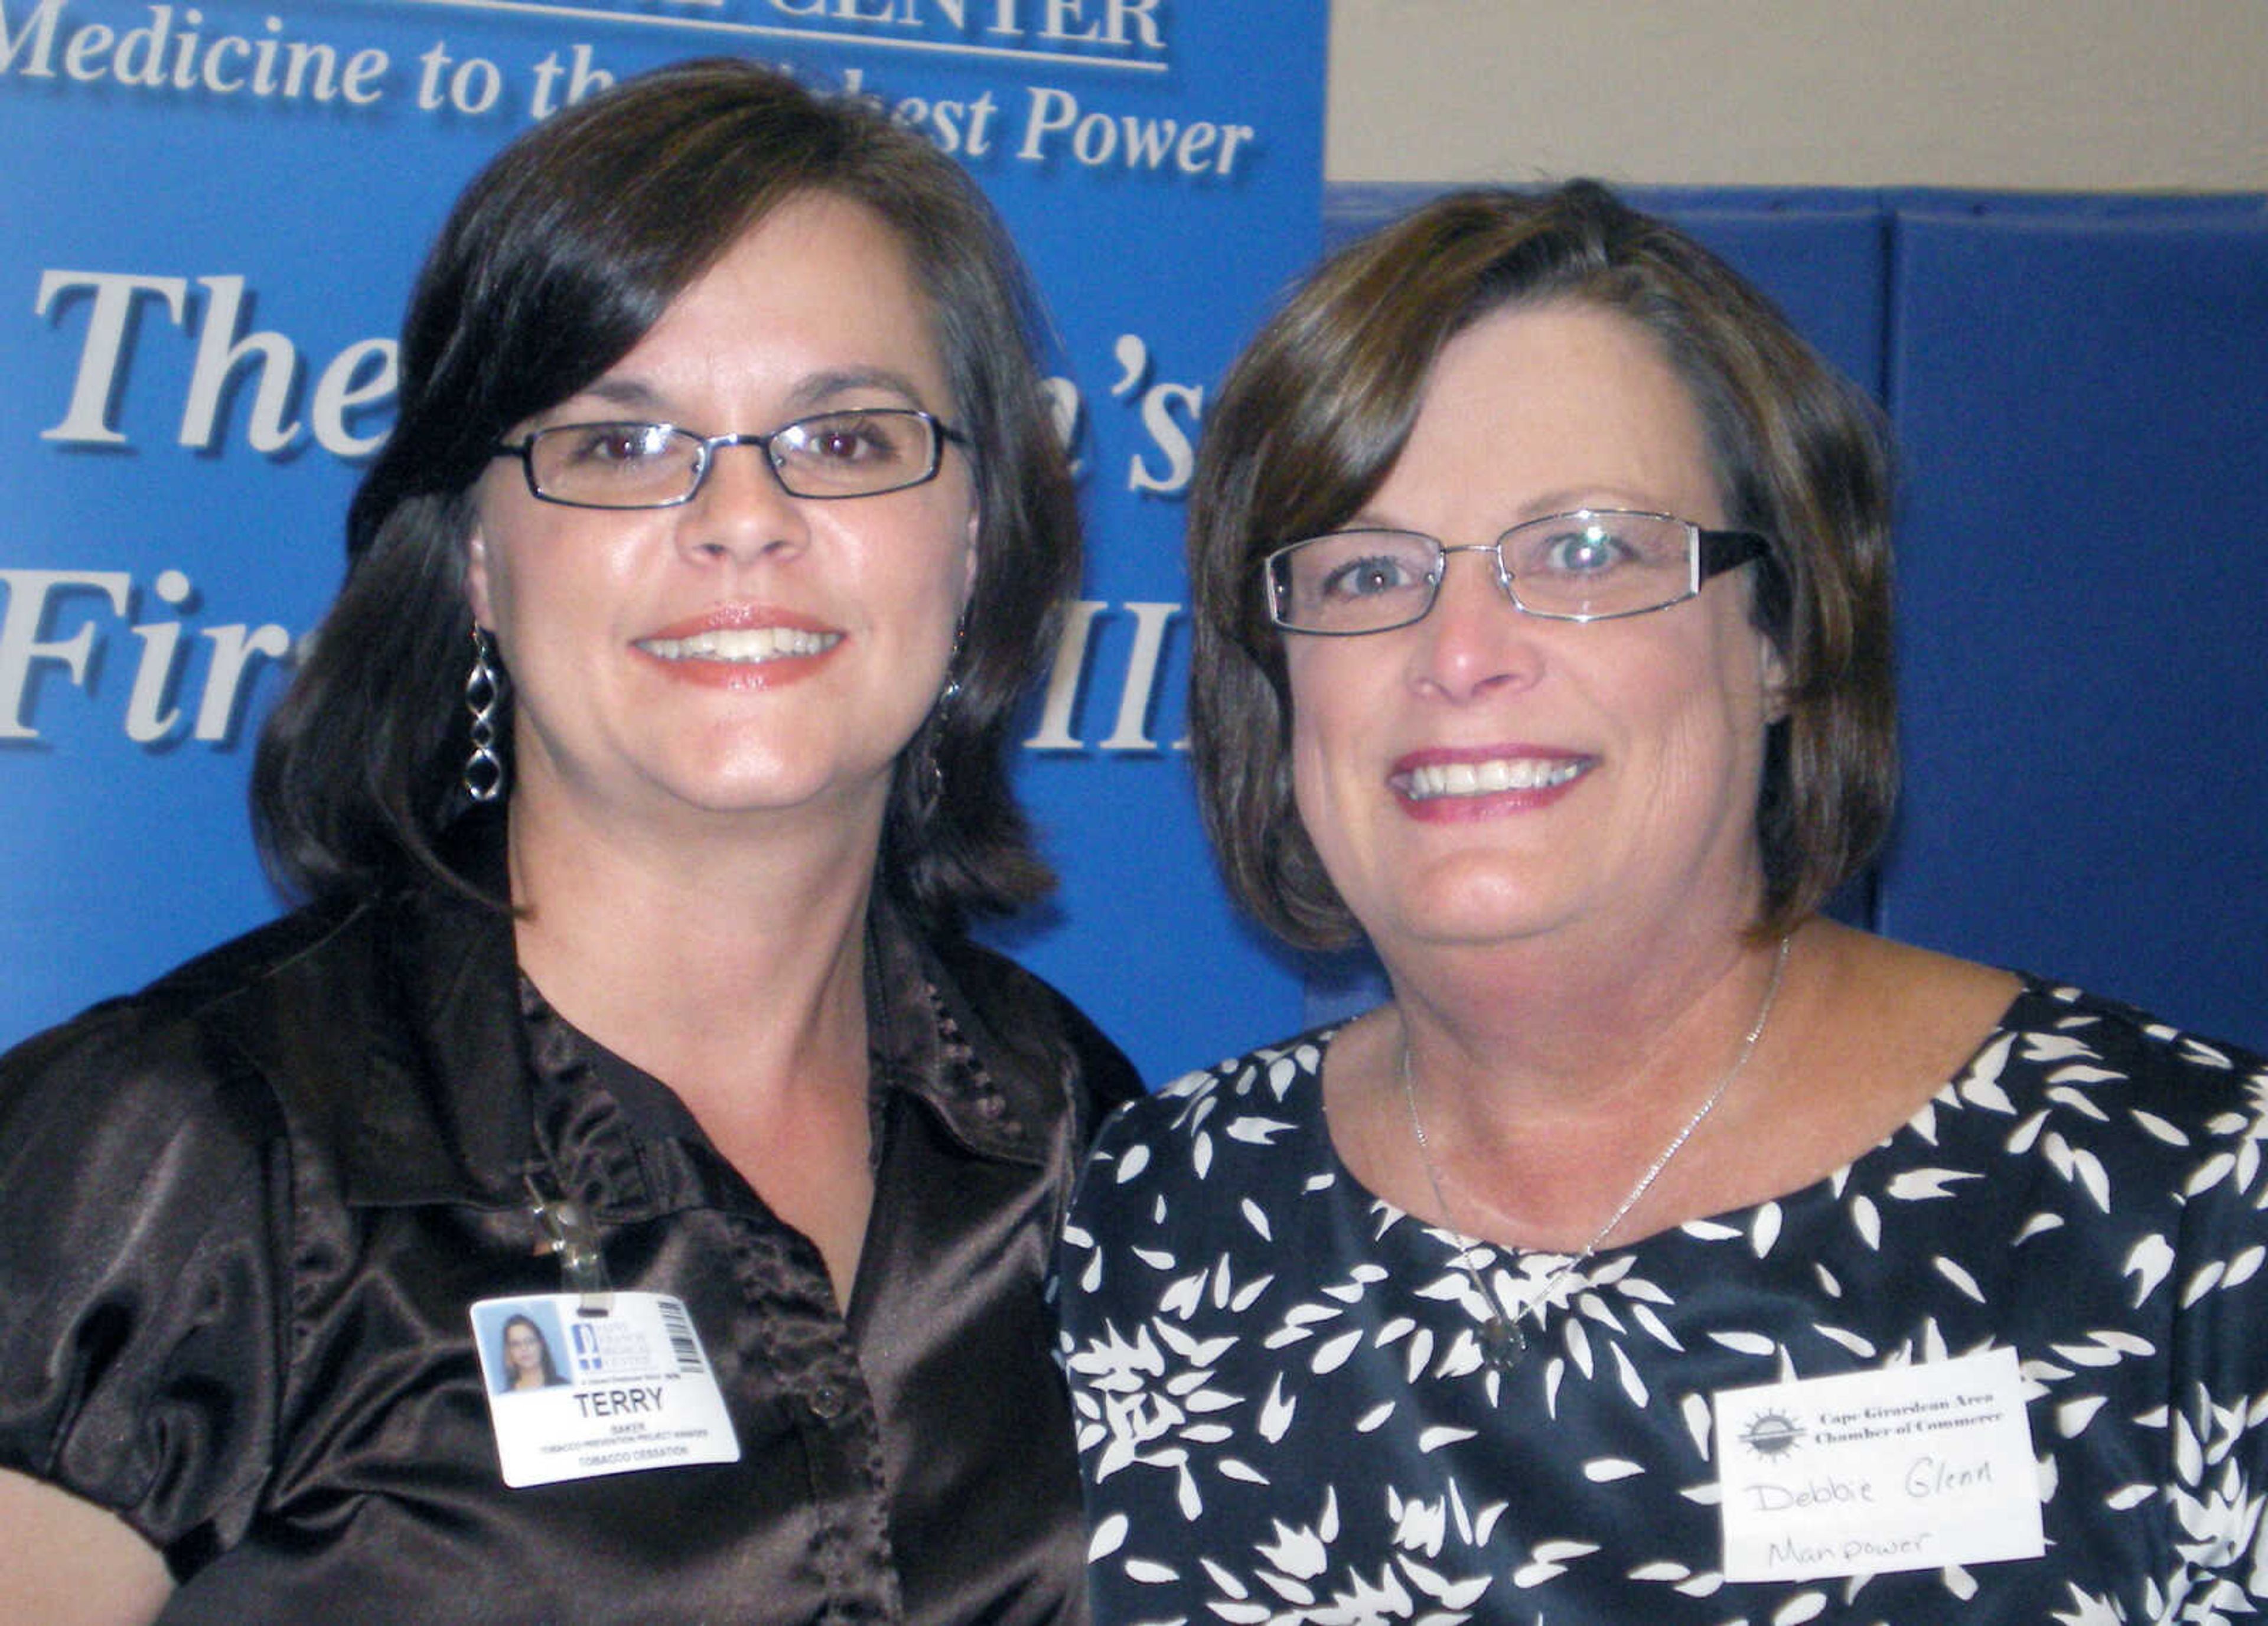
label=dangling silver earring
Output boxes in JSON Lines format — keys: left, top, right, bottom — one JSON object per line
{"left": 938, "top": 613, "right": 967, "bottom": 709}
{"left": 464, "top": 627, "right": 506, "bottom": 804}
{"left": 916, "top": 689, "right": 954, "bottom": 822}
{"left": 917, "top": 625, "right": 965, "bottom": 821}
{"left": 914, "top": 726, "right": 947, "bottom": 824}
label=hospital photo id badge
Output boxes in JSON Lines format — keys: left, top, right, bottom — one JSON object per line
{"left": 471, "top": 1292, "right": 740, "bottom": 1488}
{"left": 1714, "top": 1347, "right": 2045, "bottom": 1582}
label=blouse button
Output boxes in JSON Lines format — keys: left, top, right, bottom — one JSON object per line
{"left": 807, "top": 1384, "right": 846, "bottom": 1421}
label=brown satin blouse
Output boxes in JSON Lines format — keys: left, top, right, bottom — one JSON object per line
{"left": 0, "top": 876, "right": 1138, "bottom": 1624}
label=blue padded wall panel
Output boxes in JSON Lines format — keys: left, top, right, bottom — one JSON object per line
{"left": 1880, "top": 208, "right": 2268, "bottom": 1050}
{"left": 1630, "top": 191, "right": 1892, "bottom": 400}
{"left": 1326, "top": 185, "right": 1891, "bottom": 395}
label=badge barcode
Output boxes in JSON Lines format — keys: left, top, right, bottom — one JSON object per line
{"left": 659, "top": 1299, "right": 706, "bottom": 1373}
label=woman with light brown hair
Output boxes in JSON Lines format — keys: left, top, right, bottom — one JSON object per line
{"left": 1057, "top": 181, "right": 2268, "bottom": 1622}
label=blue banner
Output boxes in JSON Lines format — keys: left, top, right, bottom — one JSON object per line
{"left": 2, "top": 0, "right": 1327, "bottom": 1080}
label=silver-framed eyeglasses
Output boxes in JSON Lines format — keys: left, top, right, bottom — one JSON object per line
{"left": 491, "top": 408, "right": 966, "bottom": 509}
{"left": 1263, "top": 509, "right": 1771, "bottom": 634}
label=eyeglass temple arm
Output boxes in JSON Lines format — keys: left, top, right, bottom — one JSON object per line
{"left": 1699, "top": 529, "right": 1771, "bottom": 581}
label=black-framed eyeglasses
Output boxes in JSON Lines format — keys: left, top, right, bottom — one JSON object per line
{"left": 1263, "top": 509, "right": 1772, "bottom": 635}
{"left": 491, "top": 409, "right": 966, "bottom": 509}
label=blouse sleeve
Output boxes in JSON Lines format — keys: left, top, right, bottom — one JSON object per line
{"left": 0, "top": 1002, "right": 289, "bottom": 1562}
{"left": 2153, "top": 1033, "right": 2268, "bottom": 1605}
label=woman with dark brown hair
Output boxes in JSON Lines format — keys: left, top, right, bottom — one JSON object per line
{"left": 1057, "top": 183, "right": 2268, "bottom": 1622}
{"left": 497, "top": 1314, "right": 568, "bottom": 1393}
{"left": 0, "top": 58, "right": 1133, "bottom": 1624}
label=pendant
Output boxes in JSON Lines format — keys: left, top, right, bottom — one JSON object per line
{"left": 1478, "top": 1312, "right": 1524, "bottom": 1371}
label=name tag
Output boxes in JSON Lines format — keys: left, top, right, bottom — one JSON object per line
{"left": 471, "top": 1292, "right": 741, "bottom": 1488}
{"left": 1714, "top": 1347, "right": 2045, "bottom": 1582}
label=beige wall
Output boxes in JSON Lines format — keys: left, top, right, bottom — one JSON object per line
{"left": 1327, "top": 1, "right": 2268, "bottom": 190}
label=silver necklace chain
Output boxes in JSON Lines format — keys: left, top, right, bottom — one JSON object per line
{"left": 1399, "top": 933, "right": 1792, "bottom": 1371}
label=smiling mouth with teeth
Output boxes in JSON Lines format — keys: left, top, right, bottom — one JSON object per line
{"left": 1400, "top": 758, "right": 1589, "bottom": 801}
{"left": 637, "top": 627, "right": 843, "bottom": 663}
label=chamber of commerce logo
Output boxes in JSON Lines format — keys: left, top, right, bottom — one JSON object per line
{"left": 1737, "top": 1408, "right": 1806, "bottom": 1459}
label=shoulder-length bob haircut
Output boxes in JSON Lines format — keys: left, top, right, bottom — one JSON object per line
{"left": 253, "top": 57, "right": 1077, "bottom": 935}
{"left": 1188, "top": 181, "right": 1896, "bottom": 950}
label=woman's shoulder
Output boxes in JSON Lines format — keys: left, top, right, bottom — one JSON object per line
{"left": 0, "top": 904, "right": 412, "bottom": 1308}
{"left": 921, "top": 934, "right": 1144, "bottom": 1125}
{"left": 1820, "top": 925, "right": 2263, "bottom": 1101}
{"left": 1, "top": 903, "right": 366, "bottom": 1118}
{"left": 1794, "top": 926, "right": 2260, "bottom": 1168}
{"left": 1058, "top": 1028, "right": 1352, "bottom": 1347}
{"left": 1077, "top": 1024, "right": 1341, "bottom": 1201}
{"left": 1984, "top": 976, "right": 2268, "bottom": 1115}
{"left": 1858, "top": 966, "right": 2268, "bottom": 1236}
{"left": 1138, "top": 1024, "right": 1338, "bottom": 1113}
{"left": 0, "top": 917, "right": 357, "bottom": 1517}
{"left": 1, "top": 887, "right": 524, "bottom": 1197}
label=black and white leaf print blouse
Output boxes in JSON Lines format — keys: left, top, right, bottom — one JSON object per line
{"left": 1056, "top": 980, "right": 2268, "bottom": 1625}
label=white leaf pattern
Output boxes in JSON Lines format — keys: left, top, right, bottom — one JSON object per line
{"left": 2188, "top": 1152, "right": 2238, "bottom": 1197}
{"left": 1682, "top": 1392, "right": 1713, "bottom": 1458}
{"left": 1566, "top": 1316, "right": 1595, "bottom": 1377}
{"left": 2016, "top": 1212, "right": 2066, "bottom": 1244}
{"left": 1885, "top": 1168, "right": 1980, "bottom": 1200}
{"left": 1815, "top": 1324, "right": 1877, "bottom": 1358}
{"left": 1631, "top": 1302, "right": 1683, "bottom": 1351}
{"left": 1709, "top": 1330, "right": 1779, "bottom": 1357}
{"left": 1090, "top": 1512, "right": 1128, "bottom": 1559}
{"left": 1934, "top": 1255, "right": 1986, "bottom": 1302}
{"left": 1752, "top": 1201, "right": 1783, "bottom": 1257}
{"left": 1612, "top": 1341, "right": 1649, "bottom": 1407}
{"left": 1257, "top": 1377, "right": 1295, "bottom": 1443}
{"left": 2132, "top": 1108, "right": 2190, "bottom": 1146}
{"left": 1961, "top": 1031, "right": 2015, "bottom": 1095}
{"left": 1229, "top": 1275, "right": 1274, "bottom": 1313}
{"left": 1226, "top": 1116, "right": 1296, "bottom": 1144}
{"left": 2184, "top": 1262, "right": 2227, "bottom": 1308}
{"left": 1200, "top": 1556, "right": 1247, "bottom": 1598}
{"left": 1851, "top": 1193, "right": 1882, "bottom": 1250}
{"left": 1405, "top": 1327, "right": 1433, "bottom": 1383}
{"left": 1059, "top": 990, "right": 2268, "bottom": 1624}
{"left": 1311, "top": 1328, "right": 1363, "bottom": 1374}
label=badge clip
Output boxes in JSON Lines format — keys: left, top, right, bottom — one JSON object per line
{"left": 526, "top": 1175, "right": 612, "bottom": 1316}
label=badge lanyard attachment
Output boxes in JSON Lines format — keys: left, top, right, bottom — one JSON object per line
{"left": 526, "top": 1174, "right": 612, "bottom": 1317}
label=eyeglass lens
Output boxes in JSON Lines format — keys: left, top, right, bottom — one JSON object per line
{"left": 523, "top": 410, "right": 940, "bottom": 507}
{"left": 1270, "top": 511, "right": 1706, "bottom": 631}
